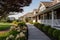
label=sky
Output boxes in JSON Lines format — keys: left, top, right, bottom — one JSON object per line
{"left": 9, "top": 0, "right": 51, "bottom": 19}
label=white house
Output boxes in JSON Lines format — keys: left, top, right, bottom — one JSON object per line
{"left": 33, "top": 0, "right": 60, "bottom": 27}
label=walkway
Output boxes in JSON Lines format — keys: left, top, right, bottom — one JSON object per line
{"left": 27, "top": 24, "right": 51, "bottom": 40}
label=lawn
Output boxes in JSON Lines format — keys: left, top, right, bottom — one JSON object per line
{"left": 0, "top": 22, "right": 28, "bottom": 40}
{"left": 0, "top": 23, "right": 12, "bottom": 31}
{"left": 0, "top": 23, "right": 12, "bottom": 40}
{"left": 0, "top": 23, "right": 12, "bottom": 25}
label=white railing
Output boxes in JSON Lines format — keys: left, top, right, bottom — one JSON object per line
{"left": 38, "top": 19, "right": 60, "bottom": 27}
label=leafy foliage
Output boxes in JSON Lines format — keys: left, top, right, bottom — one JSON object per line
{"left": 42, "top": 26, "right": 51, "bottom": 32}
{"left": 0, "top": 0, "right": 32, "bottom": 18}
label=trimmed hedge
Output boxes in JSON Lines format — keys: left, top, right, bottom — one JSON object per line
{"left": 53, "top": 30, "right": 60, "bottom": 39}
{"left": 34, "top": 22, "right": 44, "bottom": 30}
{"left": 34, "top": 22, "right": 60, "bottom": 40}
{"left": 39, "top": 24, "right": 44, "bottom": 30}
{"left": 59, "top": 36, "right": 60, "bottom": 40}
{"left": 48, "top": 28, "right": 55, "bottom": 37}
{"left": 34, "top": 22, "right": 40, "bottom": 27}
{"left": 42, "top": 26, "right": 51, "bottom": 32}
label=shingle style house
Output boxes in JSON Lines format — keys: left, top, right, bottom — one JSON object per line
{"left": 33, "top": 0, "right": 60, "bottom": 27}
{"left": 19, "top": 0, "right": 60, "bottom": 27}
{"left": 19, "top": 9, "right": 38, "bottom": 22}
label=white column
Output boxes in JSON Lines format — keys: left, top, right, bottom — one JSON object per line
{"left": 43, "top": 14, "right": 44, "bottom": 24}
{"left": 51, "top": 10, "right": 54, "bottom": 27}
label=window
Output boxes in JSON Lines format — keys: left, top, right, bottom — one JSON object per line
{"left": 39, "top": 15, "right": 40, "bottom": 20}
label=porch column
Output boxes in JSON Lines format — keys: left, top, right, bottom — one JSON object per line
{"left": 43, "top": 14, "right": 44, "bottom": 24}
{"left": 51, "top": 10, "right": 54, "bottom": 27}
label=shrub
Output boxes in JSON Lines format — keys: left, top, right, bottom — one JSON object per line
{"left": 9, "top": 29, "right": 19, "bottom": 36}
{"left": 34, "top": 23, "right": 44, "bottom": 30}
{"left": 34, "top": 22, "right": 40, "bottom": 27}
{"left": 39, "top": 24, "right": 44, "bottom": 30}
{"left": 48, "top": 28, "right": 55, "bottom": 37}
{"left": 42, "top": 25, "right": 51, "bottom": 32}
{"left": 53, "top": 30, "right": 60, "bottom": 39}
{"left": 20, "top": 37, "right": 26, "bottom": 40}
{"left": 20, "top": 32, "right": 26, "bottom": 40}
{"left": 7, "top": 20, "right": 13, "bottom": 23}
{"left": 59, "top": 36, "right": 60, "bottom": 40}
{"left": 12, "top": 21, "right": 18, "bottom": 25}
{"left": 6, "top": 35, "right": 15, "bottom": 40}
{"left": 18, "top": 22, "right": 26, "bottom": 27}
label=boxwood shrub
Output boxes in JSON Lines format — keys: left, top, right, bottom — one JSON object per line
{"left": 59, "top": 36, "right": 60, "bottom": 40}
{"left": 34, "top": 22, "right": 44, "bottom": 30}
{"left": 39, "top": 24, "right": 44, "bottom": 30}
{"left": 53, "top": 30, "right": 60, "bottom": 39}
{"left": 34, "top": 22, "right": 60, "bottom": 40}
{"left": 42, "top": 25, "right": 51, "bottom": 32}
{"left": 34, "top": 22, "right": 40, "bottom": 27}
{"left": 48, "top": 28, "right": 55, "bottom": 37}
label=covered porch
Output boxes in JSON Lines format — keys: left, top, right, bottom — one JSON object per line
{"left": 35, "top": 3, "right": 60, "bottom": 27}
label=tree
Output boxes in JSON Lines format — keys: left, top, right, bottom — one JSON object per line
{"left": 0, "top": 0, "right": 32, "bottom": 19}
{"left": 0, "top": 0, "right": 32, "bottom": 21}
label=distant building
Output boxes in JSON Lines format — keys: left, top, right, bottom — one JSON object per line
{"left": 8, "top": 17, "right": 15, "bottom": 20}
{"left": 19, "top": 9, "right": 39, "bottom": 22}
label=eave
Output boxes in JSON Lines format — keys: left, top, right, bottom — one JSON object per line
{"left": 33, "top": 2, "right": 60, "bottom": 17}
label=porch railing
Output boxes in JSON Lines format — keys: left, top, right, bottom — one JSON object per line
{"left": 38, "top": 19, "right": 60, "bottom": 27}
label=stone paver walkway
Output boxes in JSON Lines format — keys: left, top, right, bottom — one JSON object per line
{"left": 27, "top": 24, "right": 51, "bottom": 40}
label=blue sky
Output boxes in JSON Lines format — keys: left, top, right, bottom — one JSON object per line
{"left": 23, "top": 0, "right": 51, "bottom": 13}
{"left": 9, "top": 0, "right": 51, "bottom": 19}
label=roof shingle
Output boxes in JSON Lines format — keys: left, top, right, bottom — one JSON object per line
{"left": 41, "top": 2, "right": 53, "bottom": 8}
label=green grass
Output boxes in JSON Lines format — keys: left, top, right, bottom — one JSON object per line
{"left": 0, "top": 23, "right": 12, "bottom": 31}
{"left": 0, "top": 23, "right": 12, "bottom": 40}
{"left": 0, "top": 23, "right": 12, "bottom": 25}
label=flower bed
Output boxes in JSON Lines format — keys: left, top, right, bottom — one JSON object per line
{"left": 18, "top": 22, "right": 28, "bottom": 40}
{"left": 34, "top": 22, "right": 60, "bottom": 40}
{"left": 0, "top": 22, "right": 28, "bottom": 40}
